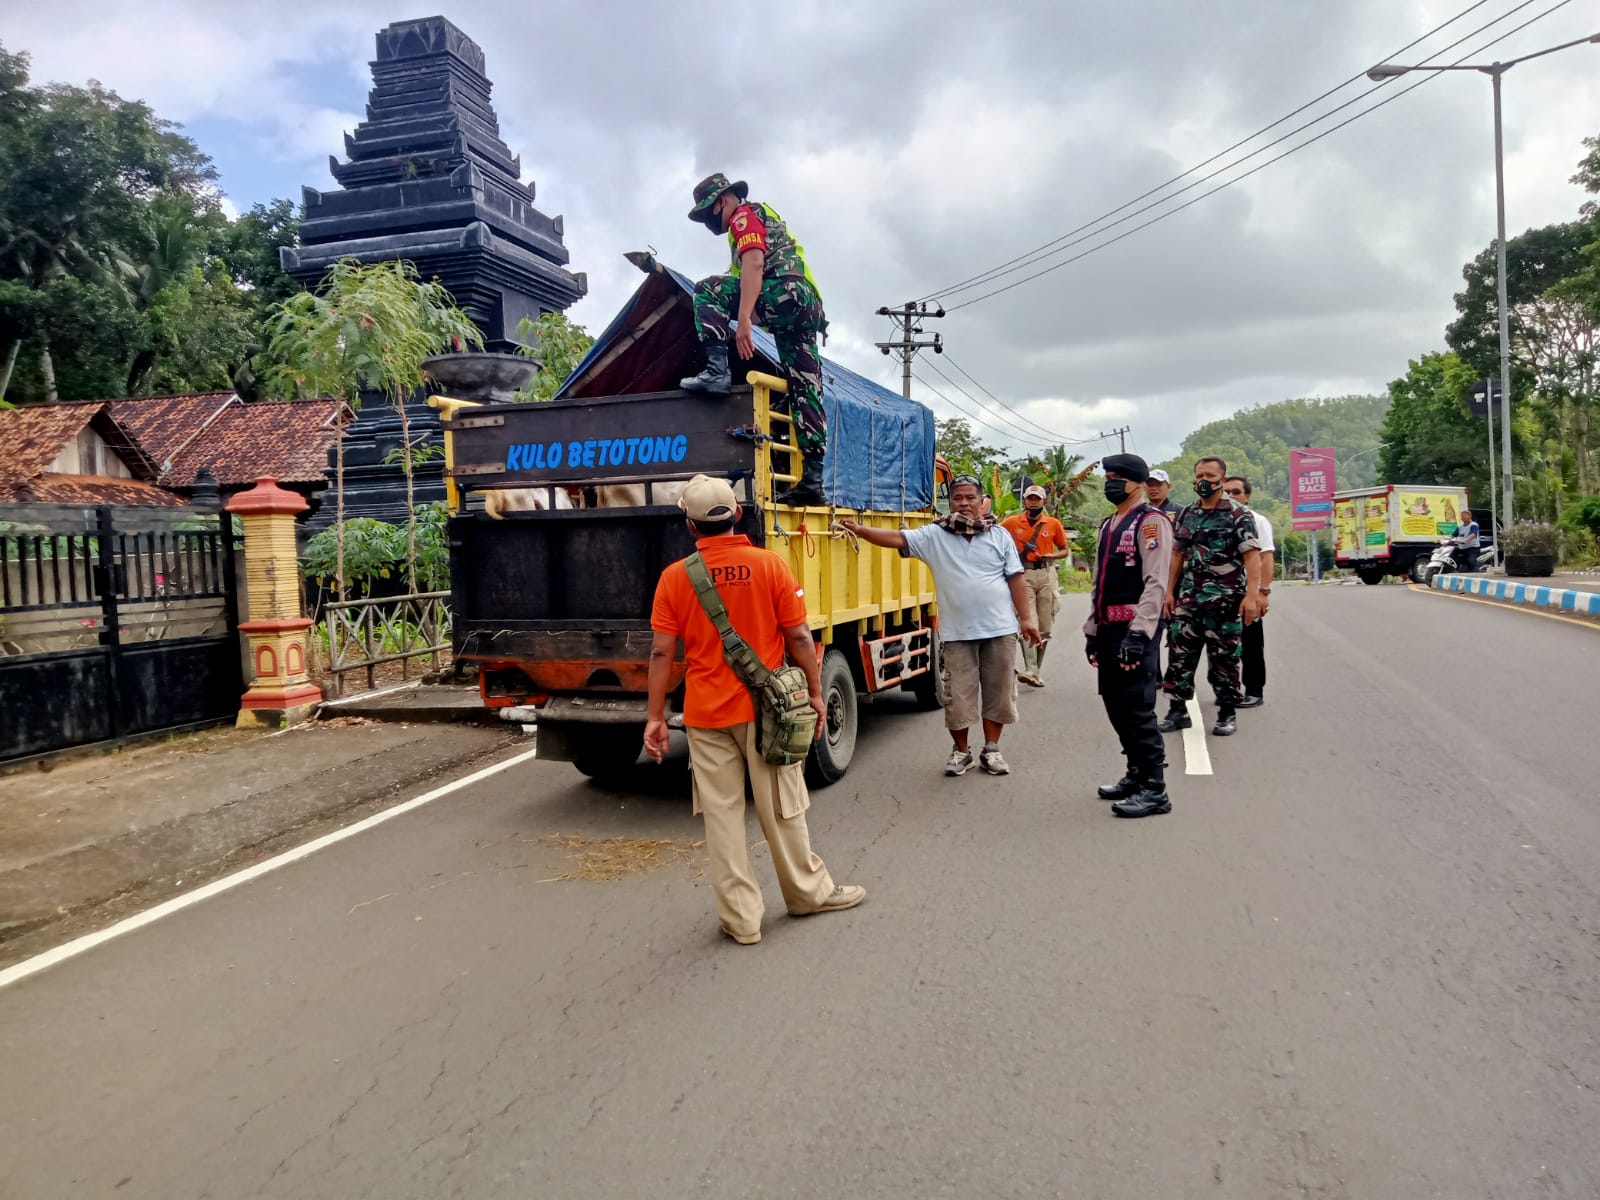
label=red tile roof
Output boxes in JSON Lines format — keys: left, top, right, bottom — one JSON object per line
{"left": 2, "top": 393, "right": 346, "bottom": 495}
{"left": 153, "top": 398, "right": 344, "bottom": 488}
{"left": 107, "top": 392, "right": 237, "bottom": 473}
{"left": 0, "top": 404, "right": 102, "bottom": 481}
{"left": 4, "top": 474, "right": 186, "bottom": 507}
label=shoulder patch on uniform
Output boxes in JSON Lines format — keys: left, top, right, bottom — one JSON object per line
{"left": 1140, "top": 521, "right": 1160, "bottom": 539}
{"left": 732, "top": 211, "right": 749, "bottom": 233}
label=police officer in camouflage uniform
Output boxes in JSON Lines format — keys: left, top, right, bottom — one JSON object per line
{"left": 680, "top": 174, "right": 828, "bottom": 506}
{"left": 1158, "top": 456, "right": 1266, "bottom": 738}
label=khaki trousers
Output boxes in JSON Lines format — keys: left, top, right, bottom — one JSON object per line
{"left": 1019, "top": 566, "right": 1059, "bottom": 674}
{"left": 685, "top": 722, "right": 835, "bottom": 939}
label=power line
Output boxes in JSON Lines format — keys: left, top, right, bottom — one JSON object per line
{"left": 916, "top": 0, "right": 1534, "bottom": 306}
{"left": 924, "top": 357, "right": 1105, "bottom": 449}
{"left": 872, "top": 301, "right": 945, "bottom": 398}
{"left": 941, "top": 353, "right": 1109, "bottom": 446}
{"left": 912, "top": 370, "right": 1081, "bottom": 451}
{"left": 944, "top": 0, "right": 1575, "bottom": 311}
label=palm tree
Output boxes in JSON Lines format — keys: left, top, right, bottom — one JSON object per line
{"left": 1041, "top": 446, "right": 1097, "bottom": 514}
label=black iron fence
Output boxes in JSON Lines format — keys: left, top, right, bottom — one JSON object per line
{"left": 0, "top": 503, "right": 241, "bottom": 763}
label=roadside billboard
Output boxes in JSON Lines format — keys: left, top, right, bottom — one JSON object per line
{"left": 1290, "top": 448, "right": 1336, "bottom": 530}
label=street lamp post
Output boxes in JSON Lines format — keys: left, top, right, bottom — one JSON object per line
{"left": 1368, "top": 31, "right": 1600, "bottom": 539}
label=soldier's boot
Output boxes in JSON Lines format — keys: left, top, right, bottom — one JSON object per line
{"left": 1212, "top": 708, "right": 1237, "bottom": 737}
{"left": 681, "top": 341, "right": 732, "bottom": 394}
{"left": 1157, "top": 701, "right": 1191, "bottom": 733}
{"left": 775, "top": 453, "right": 826, "bottom": 507}
{"left": 1097, "top": 774, "right": 1141, "bottom": 800}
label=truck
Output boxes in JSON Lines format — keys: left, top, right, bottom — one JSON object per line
{"left": 1332, "top": 484, "right": 1472, "bottom": 585}
{"left": 430, "top": 261, "right": 952, "bottom": 785}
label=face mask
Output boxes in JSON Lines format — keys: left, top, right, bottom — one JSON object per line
{"left": 1104, "top": 480, "right": 1129, "bottom": 503}
{"left": 1025, "top": 506, "right": 1043, "bottom": 523}
{"left": 1194, "top": 479, "right": 1219, "bottom": 499}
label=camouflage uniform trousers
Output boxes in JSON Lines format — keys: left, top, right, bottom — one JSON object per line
{"left": 693, "top": 274, "right": 827, "bottom": 455}
{"left": 1161, "top": 595, "right": 1244, "bottom": 706}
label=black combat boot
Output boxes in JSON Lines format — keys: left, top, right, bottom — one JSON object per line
{"left": 1111, "top": 782, "right": 1171, "bottom": 818}
{"left": 1157, "top": 703, "right": 1191, "bottom": 733}
{"left": 1097, "top": 775, "right": 1141, "bottom": 801}
{"left": 775, "top": 454, "right": 826, "bottom": 507}
{"left": 681, "top": 341, "right": 732, "bottom": 394}
{"left": 1212, "top": 708, "right": 1237, "bottom": 736}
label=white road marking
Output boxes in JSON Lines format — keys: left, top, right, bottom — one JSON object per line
{"left": 0, "top": 746, "right": 542, "bottom": 993}
{"left": 1182, "top": 698, "right": 1213, "bottom": 775}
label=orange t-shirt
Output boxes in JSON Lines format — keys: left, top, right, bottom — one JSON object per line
{"left": 651, "top": 535, "right": 809, "bottom": 729}
{"left": 1001, "top": 511, "right": 1069, "bottom": 564}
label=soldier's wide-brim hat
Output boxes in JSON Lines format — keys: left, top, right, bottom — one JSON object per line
{"left": 688, "top": 173, "right": 748, "bottom": 221}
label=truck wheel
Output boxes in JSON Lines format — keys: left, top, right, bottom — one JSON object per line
{"left": 908, "top": 630, "right": 946, "bottom": 712}
{"left": 571, "top": 724, "right": 645, "bottom": 781}
{"left": 806, "top": 649, "right": 858, "bottom": 788}
{"left": 1408, "top": 557, "right": 1431, "bottom": 585}
{"left": 1357, "top": 566, "right": 1386, "bottom": 586}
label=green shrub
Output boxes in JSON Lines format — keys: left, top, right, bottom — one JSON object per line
{"left": 1557, "top": 495, "right": 1600, "bottom": 540}
{"left": 1501, "top": 520, "right": 1560, "bottom": 557}
{"left": 1560, "top": 526, "right": 1599, "bottom": 568}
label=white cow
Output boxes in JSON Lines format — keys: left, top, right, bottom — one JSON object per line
{"left": 480, "top": 480, "right": 690, "bottom": 517}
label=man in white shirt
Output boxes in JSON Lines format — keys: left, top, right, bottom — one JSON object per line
{"left": 1224, "top": 477, "right": 1273, "bottom": 708}
{"left": 841, "top": 475, "right": 1041, "bottom": 777}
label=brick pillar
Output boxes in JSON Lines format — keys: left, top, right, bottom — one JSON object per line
{"left": 227, "top": 478, "right": 322, "bottom": 728}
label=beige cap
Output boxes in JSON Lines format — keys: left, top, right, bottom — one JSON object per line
{"left": 1023, "top": 484, "right": 1046, "bottom": 500}
{"left": 679, "top": 474, "right": 740, "bottom": 521}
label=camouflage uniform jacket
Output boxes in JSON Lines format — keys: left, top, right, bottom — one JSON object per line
{"left": 1173, "top": 499, "right": 1259, "bottom": 604}
{"left": 726, "top": 201, "right": 821, "bottom": 294}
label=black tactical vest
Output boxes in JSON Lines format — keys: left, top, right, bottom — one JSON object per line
{"left": 1094, "top": 504, "right": 1155, "bottom": 622}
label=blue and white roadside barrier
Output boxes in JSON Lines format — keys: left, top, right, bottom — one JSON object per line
{"left": 1431, "top": 572, "right": 1600, "bottom": 616}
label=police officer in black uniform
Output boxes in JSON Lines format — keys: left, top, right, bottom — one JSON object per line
{"left": 1083, "top": 454, "right": 1175, "bottom": 818}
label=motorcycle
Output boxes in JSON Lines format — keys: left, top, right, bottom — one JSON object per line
{"left": 1417, "top": 540, "right": 1478, "bottom": 585}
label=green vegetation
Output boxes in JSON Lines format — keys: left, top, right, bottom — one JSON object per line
{"left": 515, "top": 311, "right": 594, "bottom": 401}
{"left": 0, "top": 43, "right": 301, "bottom": 404}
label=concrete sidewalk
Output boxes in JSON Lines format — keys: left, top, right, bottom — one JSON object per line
{"left": 0, "top": 718, "right": 522, "bottom": 966}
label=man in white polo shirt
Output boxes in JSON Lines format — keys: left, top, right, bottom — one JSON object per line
{"left": 841, "top": 474, "right": 1042, "bottom": 776}
{"left": 1224, "top": 476, "right": 1273, "bottom": 708}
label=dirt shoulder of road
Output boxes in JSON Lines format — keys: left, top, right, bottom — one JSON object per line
{"left": 0, "top": 718, "right": 524, "bottom": 968}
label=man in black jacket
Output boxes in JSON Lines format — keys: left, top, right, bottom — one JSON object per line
{"left": 1083, "top": 454, "right": 1175, "bottom": 818}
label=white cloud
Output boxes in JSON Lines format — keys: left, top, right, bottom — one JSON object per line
{"left": 9, "top": 0, "right": 1599, "bottom": 461}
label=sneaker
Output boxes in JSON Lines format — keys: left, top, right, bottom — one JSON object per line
{"left": 810, "top": 883, "right": 866, "bottom": 913}
{"left": 721, "top": 924, "right": 761, "bottom": 945}
{"left": 945, "top": 749, "right": 975, "bottom": 776}
{"left": 1236, "top": 694, "right": 1263, "bottom": 709}
{"left": 979, "top": 748, "right": 1010, "bottom": 775}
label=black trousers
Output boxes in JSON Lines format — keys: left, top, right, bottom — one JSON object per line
{"left": 1242, "top": 616, "right": 1265, "bottom": 698}
{"left": 1096, "top": 625, "right": 1166, "bottom": 786}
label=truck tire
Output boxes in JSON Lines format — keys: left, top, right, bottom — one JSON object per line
{"left": 1357, "top": 565, "right": 1386, "bottom": 586}
{"left": 1408, "top": 556, "right": 1431, "bottom": 585}
{"left": 908, "top": 629, "right": 946, "bottom": 712}
{"left": 571, "top": 724, "right": 645, "bottom": 781}
{"left": 806, "top": 648, "right": 858, "bottom": 788}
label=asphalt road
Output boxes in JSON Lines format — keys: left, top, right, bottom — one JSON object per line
{"left": 3, "top": 585, "right": 1598, "bottom": 1198}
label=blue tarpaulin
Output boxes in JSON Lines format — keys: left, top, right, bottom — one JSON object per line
{"left": 556, "top": 265, "right": 936, "bottom": 510}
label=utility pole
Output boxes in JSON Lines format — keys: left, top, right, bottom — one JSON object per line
{"left": 1099, "top": 426, "right": 1131, "bottom": 454}
{"left": 875, "top": 302, "right": 945, "bottom": 398}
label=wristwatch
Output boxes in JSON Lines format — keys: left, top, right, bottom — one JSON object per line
{"left": 1260, "top": 587, "right": 1272, "bottom": 596}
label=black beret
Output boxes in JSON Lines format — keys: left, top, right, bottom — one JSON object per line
{"left": 1101, "top": 453, "right": 1150, "bottom": 483}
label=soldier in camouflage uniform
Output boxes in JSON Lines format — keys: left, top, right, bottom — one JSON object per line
{"left": 1158, "top": 456, "right": 1266, "bottom": 738}
{"left": 681, "top": 173, "right": 828, "bottom": 506}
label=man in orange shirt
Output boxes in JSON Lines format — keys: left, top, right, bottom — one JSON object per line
{"left": 1001, "top": 485, "right": 1070, "bottom": 687}
{"left": 646, "top": 474, "right": 865, "bottom": 946}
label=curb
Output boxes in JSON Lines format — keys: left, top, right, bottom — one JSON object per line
{"left": 1430, "top": 573, "right": 1600, "bottom": 616}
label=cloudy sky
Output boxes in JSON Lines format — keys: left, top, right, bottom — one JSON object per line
{"left": 10, "top": 0, "right": 1599, "bottom": 459}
